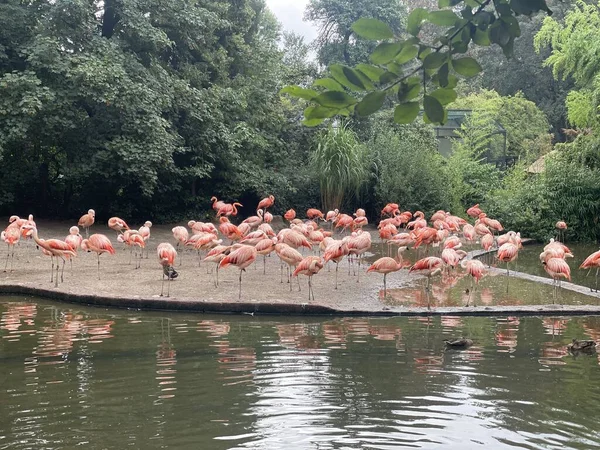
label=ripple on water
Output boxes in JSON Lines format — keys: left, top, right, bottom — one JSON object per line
{"left": 1, "top": 298, "right": 600, "bottom": 449}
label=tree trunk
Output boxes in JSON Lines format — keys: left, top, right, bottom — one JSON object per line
{"left": 102, "top": 0, "right": 119, "bottom": 38}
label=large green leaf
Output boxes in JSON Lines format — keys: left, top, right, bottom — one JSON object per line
{"left": 279, "top": 85, "right": 318, "bottom": 100}
{"left": 302, "top": 117, "right": 325, "bottom": 127}
{"left": 423, "top": 52, "right": 447, "bottom": 69}
{"left": 407, "top": 8, "right": 429, "bottom": 36}
{"left": 351, "top": 18, "right": 394, "bottom": 40}
{"left": 452, "top": 57, "right": 482, "bottom": 77}
{"left": 356, "top": 91, "right": 386, "bottom": 117}
{"left": 472, "top": 27, "right": 491, "bottom": 46}
{"left": 428, "top": 10, "right": 460, "bottom": 26}
{"left": 394, "top": 102, "right": 420, "bottom": 124}
{"left": 330, "top": 64, "right": 366, "bottom": 91}
{"left": 370, "top": 42, "right": 404, "bottom": 64}
{"left": 429, "top": 88, "right": 457, "bottom": 105}
{"left": 356, "top": 64, "right": 385, "bottom": 81}
{"left": 313, "top": 91, "right": 358, "bottom": 108}
{"left": 395, "top": 44, "right": 419, "bottom": 64}
{"left": 423, "top": 95, "right": 445, "bottom": 123}
{"left": 313, "top": 78, "right": 344, "bottom": 91}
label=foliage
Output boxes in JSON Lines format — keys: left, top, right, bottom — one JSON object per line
{"left": 367, "top": 117, "right": 451, "bottom": 215}
{"left": 284, "top": 0, "right": 553, "bottom": 127}
{"left": 305, "top": 0, "right": 407, "bottom": 67}
{"left": 452, "top": 90, "right": 550, "bottom": 162}
{"left": 485, "top": 163, "right": 552, "bottom": 241}
{"left": 535, "top": 1, "right": 600, "bottom": 130}
{"left": 310, "top": 123, "right": 369, "bottom": 211}
{"left": 446, "top": 112, "right": 501, "bottom": 212}
{"left": 0, "top": 0, "right": 318, "bottom": 220}
{"left": 466, "top": 0, "right": 574, "bottom": 136}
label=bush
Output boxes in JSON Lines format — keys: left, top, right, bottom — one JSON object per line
{"left": 368, "top": 121, "right": 451, "bottom": 216}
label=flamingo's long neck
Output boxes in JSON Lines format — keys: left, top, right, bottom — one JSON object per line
{"left": 30, "top": 228, "right": 47, "bottom": 250}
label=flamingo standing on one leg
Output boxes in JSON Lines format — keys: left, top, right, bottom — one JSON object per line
{"left": 293, "top": 256, "right": 324, "bottom": 301}
{"left": 461, "top": 259, "right": 486, "bottom": 306}
{"left": 409, "top": 256, "right": 444, "bottom": 308}
{"left": 22, "top": 225, "right": 76, "bottom": 287}
{"left": 108, "top": 216, "right": 129, "bottom": 239}
{"left": 172, "top": 226, "right": 189, "bottom": 265}
{"left": 367, "top": 247, "right": 405, "bottom": 298}
{"left": 157, "top": 243, "right": 178, "bottom": 297}
{"left": 555, "top": 220, "right": 567, "bottom": 242}
{"left": 139, "top": 221, "right": 152, "bottom": 258}
{"left": 257, "top": 195, "right": 275, "bottom": 212}
{"left": 255, "top": 237, "right": 277, "bottom": 274}
{"left": 284, "top": 209, "right": 296, "bottom": 222}
{"left": 78, "top": 209, "right": 95, "bottom": 238}
{"left": 323, "top": 240, "right": 349, "bottom": 290}
{"left": 497, "top": 242, "right": 519, "bottom": 292}
{"left": 81, "top": 234, "right": 115, "bottom": 279}
{"left": 65, "top": 226, "right": 83, "bottom": 272}
{"left": 219, "top": 245, "right": 257, "bottom": 300}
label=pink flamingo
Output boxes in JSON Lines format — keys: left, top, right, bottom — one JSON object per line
{"left": 157, "top": 243, "right": 178, "bottom": 297}
{"left": 2, "top": 226, "right": 20, "bottom": 272}
{"left": 367, "top": 247, "right": 405, "bottom": 298}
{"left": 22, "top": 225, "right": 76, "bottom": 287}
{"left": 219, "top": 245, "right": 257, "bottom": 300}
{"left": 78, "top": 209, "right": 95, "bottom": 238}
{"left": 293, "top": 256, "right": 324, "bottom": 301}
{"left": 257, "top": 195, "right": 275, "bottom": 212}
{"left": 81, "top": 234, "right": 115, "bottom": 279}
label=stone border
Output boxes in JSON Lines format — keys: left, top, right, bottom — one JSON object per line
{"left": 2, "top": 282, "right": 600, "bottom": 317}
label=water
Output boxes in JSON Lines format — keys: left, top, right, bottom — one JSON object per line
{"left": 2, "top": 296, "right": 600, "bottom": 449}
{"left": 514, "top": 243, "right": 600, "bottom": 290}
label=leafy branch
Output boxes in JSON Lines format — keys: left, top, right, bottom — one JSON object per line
{"left": 282, "top": 0, "right": 553, "bottom": 126}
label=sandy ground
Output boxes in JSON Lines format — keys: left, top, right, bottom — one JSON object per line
{"left": 0, "top": 219, "right": 419, "bottom": 311}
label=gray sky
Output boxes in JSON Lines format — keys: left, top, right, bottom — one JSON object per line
{"left": 265, "top": 0, "right": 318, "bottom": 43}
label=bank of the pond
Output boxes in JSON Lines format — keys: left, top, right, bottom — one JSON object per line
{"left": 1, "top": 219, "right": 599, "bottom": 316}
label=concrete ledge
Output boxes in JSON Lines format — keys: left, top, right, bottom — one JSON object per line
{"left": 2, "top": 282, "right": 600, "bottom": 317}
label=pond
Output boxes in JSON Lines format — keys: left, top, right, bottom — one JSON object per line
{"left": 1, "top": 296, "right": 600, "bottom": 449}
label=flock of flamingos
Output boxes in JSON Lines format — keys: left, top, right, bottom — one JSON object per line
{"left": 2, "top": 195, "right": 600, "bottom": 303}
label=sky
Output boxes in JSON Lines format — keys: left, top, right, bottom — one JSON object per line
{"left": 265, "top": 0, "right": 319, "bottom": 43}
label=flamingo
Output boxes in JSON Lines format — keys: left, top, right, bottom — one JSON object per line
{"left": 219, "top": 217, "right": 243, "bottom": 243}
{"left": 78, "top": 209, "right": 95, "bottom": 238}
{"left": 543, "top": 257, "right": 571, "bottom": 302}
{"left": 264, "top": 212, "right": 273, "bottom": 223}
{"left": 172, "top": 226, "right": 189, "bottom": 250}
{"left": 381, "top": 203, "right": 399, "bottom": 217}
{"left": 334, "top": 214, "right": 354, "bottom": 234}
{"left": 203, "top": 245, "right": 231, "bottom": 287}
{"left": 219, "top": 244, "right": 257, "bottom": 300}
{"left": 2, "top": 226, "right": 20, "bottom": 272}
{"left": 275, "top": 243, "right": 303, "bottom": 289}
{"left": 22, "top": 225, "right": 76, "bottom": 287}
{"left": 255, "top": 237, "right": 277, "bottom": 274}
{"left": 108, "top": 217, "right": 129, "bottom": 238}
{"left": 216, "top": 202, "right": 242, "bottom": 217}
{"left": 257, "top": 195, "right": 275, "bottom": 212}
{"left": 580, "top": 250, "right": 600, "bottom": 291}
{"left": 461, "top": 259, "right": 486, "bottom": 306}
{"left": 345, "top": 230, "right": 372, "bottom": 281}
{"left": 65, "top": 226, "right": 83, "bottom": 271}
{"left": 323, "top": 240, "right": 348, "bottom": 289}
{"left": 306, "top": 208, "right": 324, "bottom": 220}
{"left": 293, "top": 256, "right": 324, "bottom": 301}
{"left": 139, "top": 221, "right": 152, "bottom": 258}
{"left": 497, "top": 242, "right": 519, "bottom": 292}
{"left": 242, "top": 210, "right": 264, "bottom": 229}
{"left": 81, "top": 234, "right": 115, "bottom": 279}
{"left": 211, "top": 196, "right": 226, "bottom": 212}
{"left": 367, "top": 247, "right": 405, "bottom": 298}
{"left": 409, "top": 256, "right": 444, "bottom": 293}
{"left": 284, "top": 209, "right": 296, "bottom": 222}
{"left": 555, "top": 220, "right": 567, "bottom": 242}
{"left": 157, "top": 243, "right": 178, "bottom": 297}
{"left": 466, "top": 204, "right": 483, "bottom": 218}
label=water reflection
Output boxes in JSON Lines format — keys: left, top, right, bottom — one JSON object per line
{"left": 1, "top": 297, "right": 600, "bottom": 449}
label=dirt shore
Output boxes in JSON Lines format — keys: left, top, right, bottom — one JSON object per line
{"left": 2, "top": 219, "right": 600, "bottom": 316}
